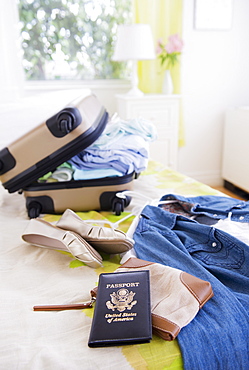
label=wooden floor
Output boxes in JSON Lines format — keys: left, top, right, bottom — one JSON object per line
{"left": 212, "top": 186, "right": 247, "bottom": 200}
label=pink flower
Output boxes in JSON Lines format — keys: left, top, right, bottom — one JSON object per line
{"left": 165, "top": 34, "right": 184, "bottom": 54}
{"left": 156, "top": 34, "right": 184, "bottom": 69}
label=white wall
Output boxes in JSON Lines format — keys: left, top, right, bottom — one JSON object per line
{"left": 179, "top": 0, "right": 249, "bottom": 185}
{"left": 0, "top": 0, "right": 24, "bottom": 102}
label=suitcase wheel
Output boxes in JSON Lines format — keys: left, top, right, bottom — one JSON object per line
{"left": 27, "top": 201, "right": 42, "bottom": 219}
{"left": 111, "top": 195, "right": 131, "bottom": 216}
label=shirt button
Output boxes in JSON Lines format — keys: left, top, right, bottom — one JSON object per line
{"left": 212, "top": 242, "right": 217, "bottom": 247}
{"left": 213, "top": 214, "right": 217, "bottom": 217}
{"left": 239, "top": 216, "right": 244, "bottom": 220}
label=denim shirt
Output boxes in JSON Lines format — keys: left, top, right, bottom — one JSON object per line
{"left": 160, "top": 194, "right": 249, "bottom": 222}
{"left": 133, "top": 199, "right": 249, "bottom": 370}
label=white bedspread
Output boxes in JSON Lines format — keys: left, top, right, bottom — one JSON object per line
{"left": 0, "top": 160, "right": 222, "bottom": 369}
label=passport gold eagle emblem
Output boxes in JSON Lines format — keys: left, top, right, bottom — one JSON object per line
{"left": 106, "top": 288, "right": 137, "bottom": 312}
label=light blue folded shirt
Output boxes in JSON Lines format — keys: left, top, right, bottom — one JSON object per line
{"left": 69, "top": 117, "right": 157, "bottom": 178}
{"left": 90, "top": 117, "right": 157, "bottom": 149}
{"left": 73, "top": 168, "right": 123, "bottom": 180}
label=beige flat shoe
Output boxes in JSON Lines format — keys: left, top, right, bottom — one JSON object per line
{"left": 56, "top": 209, "right": 134, "bottom": 254}
{"left": 22, "top": 218, "right": 102, "bottom": 268}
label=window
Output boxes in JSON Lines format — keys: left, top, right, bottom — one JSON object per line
{"left": 18, "top": 0, "right": 132, "bottom": 81}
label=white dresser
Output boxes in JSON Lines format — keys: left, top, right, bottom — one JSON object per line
{"left": 222, "top": 108, "right": 249, "bottom": 192}
{"left": 115, "top": 94, "right": 180, "bottom": 170}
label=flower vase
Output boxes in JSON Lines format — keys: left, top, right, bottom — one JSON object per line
{"left": 162, "top": 70, "right": 173, "bottom": 94}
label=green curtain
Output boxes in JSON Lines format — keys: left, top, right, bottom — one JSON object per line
{"left": 133, "top": 0, "right": 185, "bottom": 146}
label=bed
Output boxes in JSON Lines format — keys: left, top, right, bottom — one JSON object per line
{"left": 0, "top": 158, "right": 224, "bottom": 369}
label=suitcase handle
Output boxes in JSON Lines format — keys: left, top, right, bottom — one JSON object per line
{"left": 58, "top": 117, "right": 73, "bottom": 134}
{"left": 58, "top": 112, "right": 74, "bottom": 134}
{"left": 0, "top": 147, "right": 16, "bottom": 175}
{"left": 46, "top": 107, "right": 82, "bottom": 138}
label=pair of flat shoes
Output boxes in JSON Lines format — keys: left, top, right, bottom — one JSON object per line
{"left": 22, "top": 209, "right": 134, "bottom": 268}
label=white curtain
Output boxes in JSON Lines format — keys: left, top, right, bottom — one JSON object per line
{"left": 0, "top": 0, "right": 24, "bottom": 102}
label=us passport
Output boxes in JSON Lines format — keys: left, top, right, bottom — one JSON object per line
{"left": 88, "top": 270, "right": 152, "bottom": 347}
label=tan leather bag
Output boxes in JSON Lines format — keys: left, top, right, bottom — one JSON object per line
{"left": 116, "top": 257, "right": 214, "bottom": 341}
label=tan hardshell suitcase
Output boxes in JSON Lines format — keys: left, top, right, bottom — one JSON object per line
{"left": 0, "top": 93, "right": 135, "bottom": 217}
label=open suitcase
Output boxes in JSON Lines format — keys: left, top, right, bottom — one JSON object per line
{"left": 0, "top": 93, "right": 135, "bottom": 218}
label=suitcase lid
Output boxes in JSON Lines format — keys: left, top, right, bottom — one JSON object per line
{"left": 0, "top": 93, "right": 108, "bottom": 193}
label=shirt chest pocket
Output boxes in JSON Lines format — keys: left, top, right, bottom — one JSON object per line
{"left": 186, "top": 228, "right": 245, "bottom": 269}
